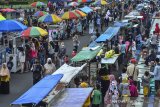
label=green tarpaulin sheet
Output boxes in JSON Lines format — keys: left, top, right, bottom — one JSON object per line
{"left": 71, "top": 46, "right": 102, "bottom": 62}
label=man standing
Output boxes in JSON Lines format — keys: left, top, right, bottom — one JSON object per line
{"left": 153, "top": 58, "right": 160, "bottom": 93}
{"left": 127, "top": 59, "right": 139, "bottom": 86}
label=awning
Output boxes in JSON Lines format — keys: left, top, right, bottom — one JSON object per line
{"left": 79, "top": 6, "right": 93, "bottom": 14}
{"left": 113, "top": 21, "right": 129, "bottom": 27}
{"left": 101, "top": 54, "right": 119, "bottom": 64}
{"left": 71, "top": 46, "right": 102, "bottom": 62}
{"left": 51, "top": 88, "right": 93, "bottom": 107}
{"left": 52, "top": 63, "right": 87, "bottom": 84}
{"left": 11, "top": 74, "right": 63, "bottom": 105}
{"left": 88, "top": 41, "right": 99, "bottom": 47}
{"left": 95, "top": 27, "right": 120, "bottom": 42}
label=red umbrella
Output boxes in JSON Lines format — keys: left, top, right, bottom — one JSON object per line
{"left": 0, "top": 8, "right": 16, "bottom": 12}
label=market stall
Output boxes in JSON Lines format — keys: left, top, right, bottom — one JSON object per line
{"left": 95, "top": 27, "right": 120, "bottom": 49}
{"left": 101, "top": 54, "right": 119, "bottom": 71}
{"left": 71, "top": 46, "right": 102, "bottom": 84}
{"left": 51, "top": 88, "right": 93, "bottom": 107}
{"left": 11, "top": 74, "right": 63, "bottom": 107}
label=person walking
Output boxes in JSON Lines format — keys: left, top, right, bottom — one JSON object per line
{"left": 18, "top": 47, "right": 26, "bottom": 73}
{"left": 31, "top": 59, "right": 43, "bottom": 85}
{"left": 127, "top": 59, "right": 139, "bottom": 86}
{"left": 141, "top": 71, "right": 150, "bottom": 97}
{"left": 44, "top": 58, "right": 56, "bottom": 76}
{"left": 73, "top": 35, "right": 80, "bottom": 52}
{"left": 89, "top": 20, "right": 94, "bottom": 35}
{"left": 59, "top": 42, "right": 66, "bottom": 66}
{"left": 0, "top": 63, "right": 10, "bottom": 94}
{"left": 120, "top": 41, "right": 126, "bottom": 64}
{"left": 153, "top": 58, "right": 160, "bottom": 93}
{"left": 7, "top": 56, "right": 13, "bottom": 72}
{"left": 91, "top": 84, "right": 102, "bottom": 107}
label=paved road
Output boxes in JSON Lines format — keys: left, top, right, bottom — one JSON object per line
{"left": 0, "top": 32, "right": 92, "bottom": 107}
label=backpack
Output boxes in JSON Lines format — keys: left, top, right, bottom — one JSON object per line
{"left": 32, "top": 65, "right": 43, "bottom": 79}
{"left": 7, "top": 61, "right": 13, "bottom": 70}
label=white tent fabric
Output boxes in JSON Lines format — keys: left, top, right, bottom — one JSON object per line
{"left": 52, "top": 63, "right": 87, "bottom": 84}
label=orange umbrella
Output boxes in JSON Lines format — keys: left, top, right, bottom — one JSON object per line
{"left": 73, "top": 10, "right": 87, "bottom": 17}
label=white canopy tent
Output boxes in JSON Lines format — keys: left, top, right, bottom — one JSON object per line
{"left": 52, "top": 63, "right": 87, "bottom": 84}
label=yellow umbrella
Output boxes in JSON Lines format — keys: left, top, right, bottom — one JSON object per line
{"left": 38, "top": 14, "right": 62, "bottom": 23}
{"left": 61, "top": 11, "right": 80, "bottom": 20}
{"left": 0, "top": 14, "right": 6, "bottom": 21}
{"left": 93, "top": 0, "right": 107, "bottom": 5}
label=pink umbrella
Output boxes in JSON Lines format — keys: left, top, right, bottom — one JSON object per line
{"left": 0, "top": 8, "right": 16, "bottom": 12}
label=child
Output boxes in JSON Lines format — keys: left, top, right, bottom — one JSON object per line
{"left": 121, "top": 83, "right": 130, "bottom": 102}
{"left": 92, "top": 84, "right": 102, "bottom": 107}
{"left": 141, "top": 71, "right": 150, "bottom": 97}
{"left": 119, "top": 68, "right": 128, "bottom": 84}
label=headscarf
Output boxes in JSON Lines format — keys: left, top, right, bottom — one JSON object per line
{"left": 0, "top": 63, "right": 10, "bottom": 78}
{"left": 109, "top": 74, "right": 116, "bottom": 82}
{"left": 44, "top": 58, "right": 56, "bottom": 74}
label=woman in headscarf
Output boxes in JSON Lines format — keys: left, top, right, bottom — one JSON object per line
{"left": 0, "top": 63, "right": 10, "bottom": 94}
{"left": 44, "top": 58, "right": 56, "bottom": 76}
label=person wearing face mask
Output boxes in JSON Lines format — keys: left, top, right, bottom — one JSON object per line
{"left": 44, "top": 58, "right": 56, "bottom": 76}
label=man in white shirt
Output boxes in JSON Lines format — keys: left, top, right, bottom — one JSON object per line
{"left": 151, "top": 31, "right": 158, "bottom": 51}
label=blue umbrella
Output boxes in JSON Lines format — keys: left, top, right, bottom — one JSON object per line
{"left": 0, "top": 20, "right": 27, "bottom": 32}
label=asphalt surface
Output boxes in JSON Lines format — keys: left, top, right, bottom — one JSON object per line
{"left": 0, "top": 31, "right": 92, "bottom": 107}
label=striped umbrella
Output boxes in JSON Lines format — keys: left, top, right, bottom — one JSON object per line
{"left": 21, "top": 27, "right": 48, "bottom": 38}
{"left": 38, "top": 14, "right": 62, "bottom": 23}
{"left": 77, "top": 0, "right": 92, "bottom": 3}
{"left": 73, "top": 10, "right": 87, "bottom": 17}
{"left": 61, "top": 11, "right": 80, "bottom": 20}
{"left": 92, "top": 0, "right": 107, "bottom": 5}
{"left": 0, "top": 14, "right": 6, "bottom": 21}
{"left": 68, "top": 2, "right": 79, "bottom": 6}
{"left": 31, "top": 2, "right": 46, "bottom": 7}
{"left": 33, "top": 11, "right": 48, "bottom": 17}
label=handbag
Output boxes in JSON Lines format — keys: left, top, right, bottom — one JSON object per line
{"left": 128, "top": 65, "right": 136, "bottom": 80}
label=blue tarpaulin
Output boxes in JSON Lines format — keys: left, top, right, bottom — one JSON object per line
{"left": 113, "top": 22, "right": 129, "bottom": 27}
{"left": 96, "top": 27, "right": 120, "bottom": 42}
{"left": 88, "top": 41, "right": 98, "bottom": 47}
{"left": 79, "top": 6, "right": 93, "bottom": 14}
{"left": 51, "top": 88, "right": 93, "bottom": 107}
{"left": 11, "top": 74, "right": 63, "bottom": 105}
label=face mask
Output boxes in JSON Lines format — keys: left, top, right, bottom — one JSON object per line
{"left": 48, "top": 61, "right": 52, "bottom": 64}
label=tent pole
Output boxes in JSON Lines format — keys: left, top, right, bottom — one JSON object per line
{"left": 88, "top": 61, "right": 90, "bottom": 85}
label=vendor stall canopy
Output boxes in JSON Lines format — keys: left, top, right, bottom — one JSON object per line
{"left": 96, "top": 27, "right": 120, "bottom": 42}
{"left": 51, "top": 88, "right": 93, "bottom": 107}
{"left": 113, "top": 21, "right": 129, "bottom": 27}
{"left": 79, "top": 6, "right": 93, "bottom": 14}
{"left": 71, "top": 46, "right": 102, "bottom": 62}
{"left": 11, "top": 74, "right": 63, "bottom": 105}
{"left": 52, "top": 63, "right": 87, "bottom": 83}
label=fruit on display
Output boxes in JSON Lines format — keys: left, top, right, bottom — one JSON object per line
{"left": 105, "top": 50, "right": 115, "bottom": 58}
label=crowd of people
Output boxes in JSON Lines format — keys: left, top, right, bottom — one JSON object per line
{"left": 0, "top": 0, "right": 160, "bottom": 107}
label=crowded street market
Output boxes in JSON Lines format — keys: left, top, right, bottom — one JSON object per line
{"left": 0, "top": 0, "right": 160, "bottom": 107}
